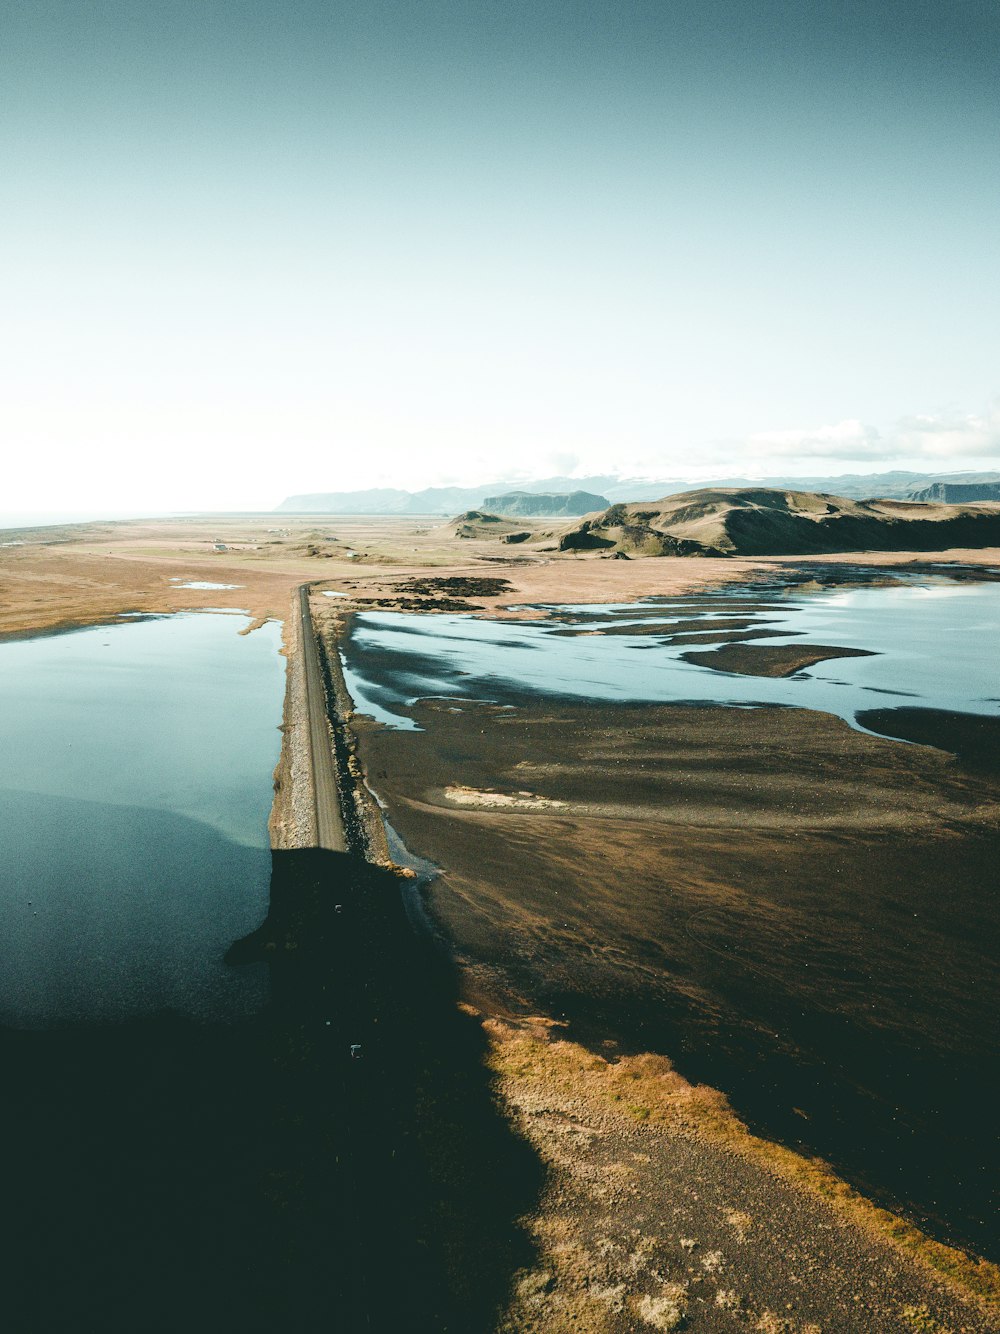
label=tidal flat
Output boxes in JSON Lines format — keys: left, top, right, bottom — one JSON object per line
{"left": 344, "top": 575, "right": 1000, "bottom": 1263}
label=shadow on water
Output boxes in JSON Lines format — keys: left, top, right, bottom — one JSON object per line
{"left": 1, "top": 848, "right": 542, "bottom": 1332}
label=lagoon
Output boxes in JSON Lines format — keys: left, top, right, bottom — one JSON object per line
{"left": 0, "top": 613, "right": 285, "bottom": 1027}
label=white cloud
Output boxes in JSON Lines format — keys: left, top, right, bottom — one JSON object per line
{"left": 892, "top": 407, "right": 1000, "bottom": 459}
{"left": 736, "top": 404, "right": 1000, "bottom": 470}
{"left": 747, "top": 419, "right": 882, "bottom": 459}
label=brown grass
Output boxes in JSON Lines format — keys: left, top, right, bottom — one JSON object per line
{"left": 487, "top": 1021, "right": 1000, "bottom": 1318}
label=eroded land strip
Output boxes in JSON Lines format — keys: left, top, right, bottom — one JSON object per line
{"left": 271, "top": 583, "right": 389, "bottom": 858}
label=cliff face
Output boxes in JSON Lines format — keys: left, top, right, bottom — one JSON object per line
{"left": 482, "top": 490, "right": 610, "bottom": 517}
{"left": 908, "top": 482, "right": 1000, "bottom": 503}
{"left": 558, "top": 487, "right": 1000, "bottom": 556}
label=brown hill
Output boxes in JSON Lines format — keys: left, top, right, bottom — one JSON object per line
{"left": 558, "top": 487, "right": 1000, "bottom": 556}
{"left": 443, "top": 510, "right": 545, "bottom": 541}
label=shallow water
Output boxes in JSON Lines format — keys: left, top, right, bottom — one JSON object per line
{"left": 341, "top": 578, "right": 1000, "bottom": 735}
{"left": 0, "top": 613, "right": 285, "bottom": 1027}
{"left": 170, "top": 579, "right": 242, "bottom": 590}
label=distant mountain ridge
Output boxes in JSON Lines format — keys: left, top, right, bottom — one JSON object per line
{"left": 276, "top": 469, "right": 1000, "bottom": 513}
{"left": 908, "top": 481, "right": 1000, "bottom": 503}
{"left": 277, "top": 476, "right": 626, "bottom": 514}
{"left": 481, "top": 490, "right": 610, "bottom": 516}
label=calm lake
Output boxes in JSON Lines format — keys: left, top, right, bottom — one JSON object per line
{"left": 0, "top": 613, "right": 285, "bottom": 1027}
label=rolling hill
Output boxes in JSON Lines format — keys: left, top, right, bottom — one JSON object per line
{"left": 442, "top": 510, "right": 541, "bottom": 541}
{"left": 557, "top": 488, "right": 1000, "bottom": 556}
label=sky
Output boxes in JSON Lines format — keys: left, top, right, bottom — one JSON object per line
{"left": 2, "top": 0, "right": 999, "bottom": 511}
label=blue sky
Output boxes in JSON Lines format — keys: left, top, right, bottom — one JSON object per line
{"left": 2, "top": 1, "right": 998, "bottom": 508}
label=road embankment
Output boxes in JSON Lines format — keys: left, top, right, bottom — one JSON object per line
{"left": 269, "top": 585, "right": 390, "bottom": 861}
{"left": 298, "top": 585, "right": 346, "bottom": 851}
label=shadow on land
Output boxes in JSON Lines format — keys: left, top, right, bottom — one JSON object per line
{"left": 1, "top": 848, "right": 542, "bottom": 1332}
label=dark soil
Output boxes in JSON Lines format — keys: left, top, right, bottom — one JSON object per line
{"left": 857, "top": 706, "right": 1000, "bottom": 774}
{"left": 351, "top": 595, "right": 485, "bottom": 611}
{"left": 682, "top": 642, "right": 875, "bottom": 677}
{"left": 398, "top": 576, "right": 513, "bottom": 597}
{"left": 354, "top": 698, "right": 1000, "bottom": 1264}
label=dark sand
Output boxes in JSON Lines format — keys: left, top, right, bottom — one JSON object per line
{"left": 353, "top": 698, "right": 1000, "bottom": 1264}
{"left": 681, "top": 643, "right": 875, "bottom": 676}
{"left": 857, "top": 707, "right": 1000, "bottom": 774}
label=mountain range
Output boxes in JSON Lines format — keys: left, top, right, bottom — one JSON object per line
{"left": 276, "top": 470, "right": 1000, "bottom": 514}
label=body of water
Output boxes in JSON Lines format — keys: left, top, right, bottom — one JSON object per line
{"left": 340, "top": 579, "right": 1000, "bottom": 734}
{"left": 170, "top": 579, "right": 243, "bottom": 590}
{"left": 0, "top": 613, "right": 285, "bottom": 1026}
